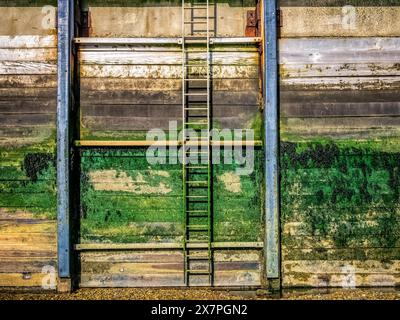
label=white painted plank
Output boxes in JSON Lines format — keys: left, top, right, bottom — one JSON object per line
{"left": 0, "top": 48, "right": 57, "bottom": 62}
{"left": 0, "top": 62, "right": 56, "bottom": 75}
{"left": 281, "top": 63, "right": 400, "bottom": 78}
{"left": 79, "top": 51, "right": 258, "bottom": 66}
{"left": 0, "top": 36, "right": 56, "bottom": 49}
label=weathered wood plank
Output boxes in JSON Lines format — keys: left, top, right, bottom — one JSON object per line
{"left": 282, "top": 117, "right": 400, "bottom": 137}
{"left": 79, "top": 50, "right": 258, "bottom": 66}
{"left": 0, "top": 61, "right": 56, "bottom": 75}
{"left": 281, "top": 63, "right": 400, "bottom": 78}
{"left": 0, "top": 75, "right": 57, "bottom": 88}
{"left": 280, "top": 7, "right": 400, "bottom": 38}
{"left": 81, "top": 104, "right": 258, "bottom": 117}
{"left": 0, "top": 114, "right": 55, "bottom": 126}
{"left": 81, "top": 78, "right": 259, "bottom": 91}
{"left": 80, "top": 65, "right": 258, "bottom": 79}
{"left": 281, "top": 76, "right": 400, "bottom": 91}
{"left": 0, "top": 36, "right": 56, "bottom": 49}
{"left": 79, "top": 250, "right": 261, "bottom": 287}
{"left": 80, "top": 90, "right": 258, "bottom": 105}
{"left": 0, "top": 48, "right": 57, "bottom": 62}
{"left": 0, "top": 100, "right": 56, "bottom": 114}
{"left": 0, "top": 273, "right": 47, "bottom": 287}
{"left": 281, "top": 102, "right": 400, "bottom": 118}
{"left": 282, "top": 273, "right": 400, "bottom": 288}
{"left": 282, "top": 248, "right": 400, "bottom": 261}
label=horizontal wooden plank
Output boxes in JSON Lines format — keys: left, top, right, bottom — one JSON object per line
{"left": 0, "top": 114, "right": 55, "bottom": 126}
{"left": 0, "top": 100, "right": 56, "bottom": 114}
{"left": 0, "top": 61, "right": 56, "bottom": 75}
{"left": 0, "top": 88, "right": 56, "bottom": 98}
{"left": 282, "top": 273, "right": 400, "bottom": 288}
{"left": 282, "top": 117, "right": 400, "bottom": 137}
{"left": 81, "top": 104, "right": 258, "bottom": 117}
{"left": 280, "top": 8, "right": 400, "bottom": 37}
{"left": 80, "top": 65, "right": 258, "bottom": 79}
{"left": 282, "top": 247, "right": 400, "bottom": 261}
{"left": 280, "top": 41, "right": 400, "bottom": 66}
{"left": 0, "top": 36, "right": 56, "bottom": 49}
{"left": 0, "top": 220, "right": 55, "bottom": 234}
{"left": 281, "top": 90, "right": 400, "bottom": 104}
{"left": 81, "top": 78, "right": 259, "bottom": 91}
{"left": 0, "top": 75, "right": 57, "bottom": 88}
{"left": 0, "top": 258, "right": 55, "bottom": 273}
{"left": 281, "top": 63, "right": 400, "bottom": 78}
{"left": 0, "top": 48, "right": 56, "bottom": 62}
{"left": 80, "top": 50, "right": 258, "bottom": 66}
{"left": 80, "top": 90, "right": 258, "bottom": 105}
{"left": 0, "top": 272, "right": 48, "bottom": 287}
{"left": 81, "top": 115, "right": 255, "bottom": 131}
{"left": 281, "top": 102, "right": 400, "bottom": 118}
{"left": 282, "top": 235, "right": 400, "bottom": 250}
{"left": 283, "top": 260, "right": 400, "bottom": 275}
{"left": 281, "top": 76, "right": 400, "bottom": 91}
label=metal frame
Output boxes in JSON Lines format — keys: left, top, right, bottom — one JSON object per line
{"left": 264, "top": 0, "right": 280, "bottom": 280}
{"left": 55, "top": 0, "right": 279, "bottom": 287}
{"left": 57, "top": 0, "right": 74, "bottom": 280}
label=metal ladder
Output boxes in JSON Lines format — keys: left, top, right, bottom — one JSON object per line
{"left": 181, "top": 0, "right": 214, "bottom": 286}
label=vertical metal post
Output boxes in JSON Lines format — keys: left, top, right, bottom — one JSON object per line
{"left": 264, "top": 0, "right": 280, "bottom": 280}
{"left": 57, "top": 0, "right": 74, "bottom": 283}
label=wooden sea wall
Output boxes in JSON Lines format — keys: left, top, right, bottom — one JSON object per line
{"left": 78, "top": 148, "right": 264, "bottom": 287}
{"left": 77, "top": 1, "right": 263, "bottom": 287}
{"left": 0, "top": 2, "right": 58, "bottom": 288}
{"left": 280, "top": 1, "right": 400, "bottom": 288}
{"left": 79, "top": 250, "right": 262, "bottom": 287}
{"left": 79, "top": 42, "right": 261, "bottom": 140}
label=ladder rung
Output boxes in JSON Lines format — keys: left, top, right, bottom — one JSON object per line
{"left": 184, "top": 108, "right": 208, "bottom": 111}
{"left": 185, "top": 65, "right": 208, "bottom": 68}
{"left": 186, "top": 180, "right": 208, "bottom": 184}
{"left": 184, "top": 21, "right": 208, "bottom": 24}
{"left": 184, "top": 16, "right": 215, "bottom": 19}
{"left": 184, "top": 78, "right": 207, "bottom": 81}
{"left": 184, "top": 5, "right": 214, "bottom": 9}
{"left": 184, "top": 92, "right": 208, "bottom": 96}
{"left": 187, "top": 166, "right": 208, "bottom": 169}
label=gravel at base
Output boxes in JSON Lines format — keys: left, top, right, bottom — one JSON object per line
{"left": 0, "top": 288, "right": 400, "bottom": 300}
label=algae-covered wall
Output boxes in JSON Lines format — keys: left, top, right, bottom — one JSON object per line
{"left": 80, "top": 148, "right": 263, "bottom": 244}
{"left": 0, "top": 1, "right": 57, "bottom": 287}
{"left": 78, "top": 148, "right": 264, "bottom": 287}
{"left": 280, "top": 0, "right": 400, "bottom": 287}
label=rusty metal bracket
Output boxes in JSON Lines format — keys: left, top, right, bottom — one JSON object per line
{"left": 246, "top": 10, "right": 257, "bottom": 37}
